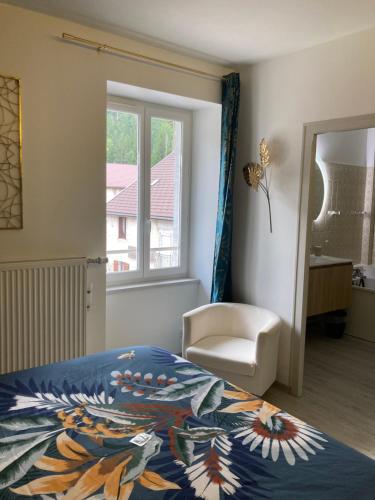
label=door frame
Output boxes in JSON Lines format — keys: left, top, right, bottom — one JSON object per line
{"left": 290, "top": 113, "right": 375, "bottom": 396}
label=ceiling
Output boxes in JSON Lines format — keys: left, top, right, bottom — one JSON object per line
{"left": 4, "top": 0, "right": 375, "bottom": 64}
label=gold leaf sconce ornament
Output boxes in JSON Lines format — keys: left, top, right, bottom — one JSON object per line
{"left": 243, "top": 138, "right": 273, "bottom": 233}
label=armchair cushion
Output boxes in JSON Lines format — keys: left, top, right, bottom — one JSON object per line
{"left": 185, "top": 335, "right": 256, "bottom": 376}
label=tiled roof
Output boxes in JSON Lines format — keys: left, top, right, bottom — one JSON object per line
{"left": 106, "top": 152, "right": 176, "bottom": 220}
{"left": 106, "top": 163, "right": 138, "bottom": 188}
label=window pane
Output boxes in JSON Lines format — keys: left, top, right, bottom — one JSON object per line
{"left": 106, "top": 109, "right": 139, "bottom": 273}
{"left": 149, "top": 117, "right": 182, "bottom": 269}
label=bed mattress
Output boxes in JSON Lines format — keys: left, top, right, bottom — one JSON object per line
{"left": 0, "top": 346, "right": 374, "bottom": 499}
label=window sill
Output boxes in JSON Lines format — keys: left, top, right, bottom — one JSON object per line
{"left": 106, "top": 278, "right": 200, "bottom": 295}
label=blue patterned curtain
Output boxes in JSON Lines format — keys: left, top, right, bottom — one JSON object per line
{"left": 210, "top": 72, "right": 240, "bottom": 303}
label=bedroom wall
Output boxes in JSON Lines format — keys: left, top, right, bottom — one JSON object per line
{"left": 106, "top": 281, "right": 199, "bottom": 353}
{"left": 233, "top": 26, "right": 375, "bottom": 385}
{"left": 0, "top": 3, "right": 228, "bottom": 354}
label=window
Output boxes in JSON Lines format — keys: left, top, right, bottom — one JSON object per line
{"left": 118, "top": 217, "right": 127, "bottom": 239}
{"left": 106, "top": 98, "right": 191, "bottom": 284}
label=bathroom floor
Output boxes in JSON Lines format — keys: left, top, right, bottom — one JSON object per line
{"left": 265, "top": 332, "right": 375, "bottom": 459}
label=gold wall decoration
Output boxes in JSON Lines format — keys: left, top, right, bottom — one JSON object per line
{"left": 0, "top": 75, "right": 22, "bottom": 229}
{"left": 243, "top": 139, "right": 273, "bottom": 232}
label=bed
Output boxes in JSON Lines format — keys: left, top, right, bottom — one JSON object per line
{"left": 0, "top": 346, "right": 374, "bottom": 499}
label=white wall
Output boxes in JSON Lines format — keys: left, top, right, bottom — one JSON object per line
{"left": 106, "top": 281, "right": 199, "bottom": 353}
{"left": 316, "top": 129, "right": 368, "bottom": 166}
{"left": 190, "top": 107, "right": 222, "bottom": 304}
{"left": 233, "top": 26, "right": 375, "bottom": 385}
{"left": 0, "top": 3, "right": 228, "bottom": 354}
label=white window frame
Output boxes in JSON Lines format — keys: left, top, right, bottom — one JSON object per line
{"left": 106, "top": 97, "right": 191, "bottom": 286}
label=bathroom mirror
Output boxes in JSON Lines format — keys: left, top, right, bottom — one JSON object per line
{"left": 312, "top": 162, "right": 324, "bottom": 221}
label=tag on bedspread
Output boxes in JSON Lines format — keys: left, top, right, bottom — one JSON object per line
{"left": 130, "top": 432, "right": 153, "bottom": 446}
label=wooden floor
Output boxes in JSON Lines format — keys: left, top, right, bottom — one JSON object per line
{"left": 265, "top": 332, "right": 375, "bottom": 459}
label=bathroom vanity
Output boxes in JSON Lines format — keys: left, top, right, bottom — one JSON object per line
{"left": 307, "top": 255, "right": 353, "bottom": 317}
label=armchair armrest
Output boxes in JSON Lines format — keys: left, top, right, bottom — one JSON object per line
{"left": 254, "top": 315, "right": 281, "bottom": 368}
{"left": 182, "top": 303, "right": 229, "bottom": 357}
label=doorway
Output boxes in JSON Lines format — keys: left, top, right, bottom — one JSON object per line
{"left": 291, "top": 113, "right": 375, "bottom": 397}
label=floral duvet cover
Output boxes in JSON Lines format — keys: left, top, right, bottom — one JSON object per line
{"left": 0, "top": 346, "right": 374, "bottom": 499}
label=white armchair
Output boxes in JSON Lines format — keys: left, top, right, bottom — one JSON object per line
{"left": 183, "top": 303, "right": 281, "bottom": 396}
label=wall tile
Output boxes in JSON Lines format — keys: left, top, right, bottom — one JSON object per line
{"left": 312, "top": 162, "right": 370, "bottom": 263}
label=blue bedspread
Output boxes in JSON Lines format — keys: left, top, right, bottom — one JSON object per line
{"left": 0, "top": 346, "right": 374, "bottom": 499}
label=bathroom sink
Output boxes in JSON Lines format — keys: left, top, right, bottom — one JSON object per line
{"left": 309, "top": 255, "right": 352, "bottom": 268}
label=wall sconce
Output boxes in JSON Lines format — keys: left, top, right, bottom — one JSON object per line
{"left": 243, "top": 139, "right": 273, "bottom": 233}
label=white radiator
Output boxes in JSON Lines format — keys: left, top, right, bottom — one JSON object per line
{"left": 0, "top": 258, "right": 87, "bottom": 374}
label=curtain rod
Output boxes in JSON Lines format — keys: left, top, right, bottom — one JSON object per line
{"left": 61, "top": 32, "right": 223, "bottom": 81}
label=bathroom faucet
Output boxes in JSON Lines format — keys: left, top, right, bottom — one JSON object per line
{"left": 352, "top": 267, "right": 365, "bottom": 287}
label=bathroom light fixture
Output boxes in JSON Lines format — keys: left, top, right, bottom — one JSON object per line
{"left": 243, "top": 138, "right": 273, "bottom": 232}
{"left": 314, "top": 158, "right": 329, "bottom": 226}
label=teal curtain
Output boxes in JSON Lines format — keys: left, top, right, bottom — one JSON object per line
{"left": 210, "top": 72, "right": 240, "bottom": 303}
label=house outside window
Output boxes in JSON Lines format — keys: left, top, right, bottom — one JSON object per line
{"left": 106, "top": 98, "right": 191, "bottom": 284}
